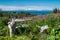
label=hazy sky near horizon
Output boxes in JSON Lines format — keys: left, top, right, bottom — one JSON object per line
{"left": 0, "top": 0, "right": 60, "bottom": 10}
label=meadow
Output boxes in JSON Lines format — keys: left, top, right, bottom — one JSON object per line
{"left": 0, "top": 8, "right": 60, "bottom": 40}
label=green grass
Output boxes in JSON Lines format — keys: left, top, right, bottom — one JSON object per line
{"left": 0, "top": 13, "right": 60, "bottom": 40}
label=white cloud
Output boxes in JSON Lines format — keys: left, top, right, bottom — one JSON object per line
{"left": 0, "top": 5, "right": 54, "bottom": 11}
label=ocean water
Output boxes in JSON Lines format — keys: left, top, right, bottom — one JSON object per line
{"left": 23, "top": 10, "right": 52, "bottom": 16}
{"left": 3, "top": 10, "right": 52, "bottom": 16}
{"left": 13, "top": 10, "right": 52, "bottom": 16}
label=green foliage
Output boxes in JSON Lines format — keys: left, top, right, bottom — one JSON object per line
{"left": 13, "top": 16, "right": 60, "bottom": 40}
{"left": 0, "top": 11, "right": 36, "bottom": 18}
{"left": 53, "top": 8, "right": 60, "bottom": 13}
{"left": 53, "top": 8, "right": 58, "bottom": 13}
{"left": 0, "top": 12, "right": 60, "bottom": 40}
{"left": 0, "top": 18, "right": 9, "bottom": 36}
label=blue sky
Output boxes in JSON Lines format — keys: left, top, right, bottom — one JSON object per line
{"left": 0, "top": 0, "right": 60, "bottom": 10}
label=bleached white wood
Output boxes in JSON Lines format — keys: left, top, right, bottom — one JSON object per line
{"left": 8, "top": 18, "right": 32, "bottom": 37}
{"left": 37, "top": 25, "right": 48, "bottom": 32}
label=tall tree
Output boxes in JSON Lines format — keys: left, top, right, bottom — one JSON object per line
{"left": 53, "top": 8, "right": 58, "bottom": 13}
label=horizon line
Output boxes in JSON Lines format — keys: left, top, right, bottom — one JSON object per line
{"left": 0, "top": 5, "right": 55, "bottom": 11}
